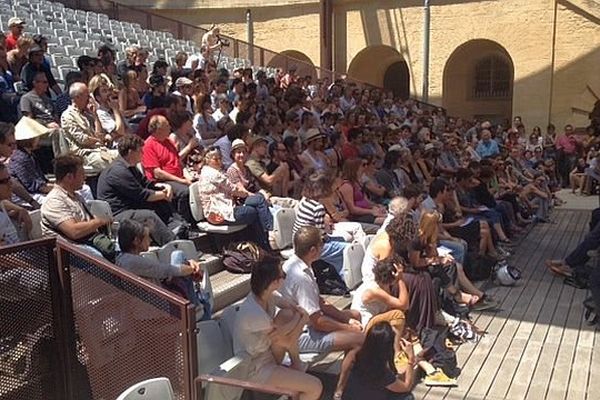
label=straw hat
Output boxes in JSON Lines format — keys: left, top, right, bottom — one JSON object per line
{"left": 14, "top": 117, "right": 51, "bottom": 141}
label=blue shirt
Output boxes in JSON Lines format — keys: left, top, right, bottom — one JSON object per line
{"left": 476, "top": 139, "right": 500, "bottom": 158}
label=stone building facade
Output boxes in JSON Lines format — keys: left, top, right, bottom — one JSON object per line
{"left": 130, "top": 0, "right": 600, "bottom": 130}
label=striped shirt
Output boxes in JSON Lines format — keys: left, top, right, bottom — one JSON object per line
{"left": 292, "top": 197, "right": 326, "bottom": 235}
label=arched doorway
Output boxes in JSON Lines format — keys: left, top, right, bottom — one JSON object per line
{"left": 383, "top": 61, "right": 410, "bottom": 99}
{"left": 347, "top": 46, "right": 410, "bottom": 97}
{"left": 268, "top": 50, "right": 317, "bottom": 80}
{"left": 443, "top": 39, "right": 514, "bottom": 124}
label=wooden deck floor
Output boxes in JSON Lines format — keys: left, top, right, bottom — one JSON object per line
{"left": 413, "top": 208, "right": 598, "bottom": 400}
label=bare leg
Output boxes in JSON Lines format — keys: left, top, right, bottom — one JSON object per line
{"left": 331, "top": 331, "right": 364, "bottom": 397}
{"left": 263, "top": 365, "right": 323, "bottom": 400}
{"left": 272, "top": 309, "right": 305, "bottom": 368}
{"left": 456, "top": 264, "right": 483, "bottom": 297}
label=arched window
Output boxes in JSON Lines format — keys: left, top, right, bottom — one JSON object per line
{"left": 473, "top": 56, "right": 511, "bottom": 98}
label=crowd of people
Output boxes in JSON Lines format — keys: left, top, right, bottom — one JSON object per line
{"left": 3, "top": 20, "right": 600, "bottom": 400}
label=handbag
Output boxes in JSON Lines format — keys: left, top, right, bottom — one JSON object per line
{"left": 86, "top": 232, "right": 117, "bottom": 263}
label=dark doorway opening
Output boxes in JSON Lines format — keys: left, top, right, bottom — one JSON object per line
{"left": 383, "top": 61, "right": 410, "bottom": 99}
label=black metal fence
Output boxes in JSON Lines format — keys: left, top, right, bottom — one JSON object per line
{"left": 0, "top": 238, "right": 197, "bottom": 400}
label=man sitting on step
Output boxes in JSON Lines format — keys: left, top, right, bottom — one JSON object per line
{"left": 278, "top": 226, "right": 364, "bottom": 399}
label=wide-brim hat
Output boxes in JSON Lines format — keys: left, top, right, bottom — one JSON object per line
{"left": 304, "top": 128, "right": 326, "bottom": 143}
{"left": 15, "top": 116, "right": 51, "bottom": 141}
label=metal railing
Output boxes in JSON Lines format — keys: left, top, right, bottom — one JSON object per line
{"left": 0, "top": 238, "right": 197, "bottom": 400}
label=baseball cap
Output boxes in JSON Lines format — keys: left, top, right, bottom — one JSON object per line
{"left": 175, "top": 77, "right": 193, "bottom": 87}
{"left": 8, "top": 17, "right": 25, "bottom": 27}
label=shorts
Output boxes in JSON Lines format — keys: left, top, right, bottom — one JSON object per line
{"left": 298, "top": 327, "right": 335, "bottom": 353}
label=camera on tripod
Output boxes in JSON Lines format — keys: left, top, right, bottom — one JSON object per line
{"left": 217, "top": 35, "right": 230, "bottom": 47}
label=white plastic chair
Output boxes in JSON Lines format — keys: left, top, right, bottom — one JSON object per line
{"left": 116, "top": 377, "right": 174, "bottom": 400}
{"left": 342, "top": 241, "right": 365, "bottom": 289}
{"left": 28, "top": 209, "right": 43, "bottom": 240}
{"left": 86, "top": 199, "right": 113, "bottom": 219}
{"left": 188, "top": 182, "right": 246, "bottom": 234}
{"left": 271, "top": 208, "right": 295, "bottom": 250}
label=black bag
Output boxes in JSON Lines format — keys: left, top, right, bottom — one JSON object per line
{"left": 311, "top": 260, "right": 349, "bottom": 296}
{"left": 221, "top": 241, "right": 264, "bottom": 274}
{"left": 464, "top": 253, "right": 496, "bottom": 281}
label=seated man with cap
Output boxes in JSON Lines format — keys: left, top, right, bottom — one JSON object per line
{"left": 245, "top": 135, "right": 290, "bottom": 197}
{"left": 299, "top": 128, "right": 330, "bottom": 171}
{"left": 9, "top": 117, "right": 93, "bottom": 205}
{"left": 172, "top": 77, "right": 195, "bottom": 114}
{"left": 5, "top": 17, "right": 25, "bottom": 52}
{"left": 60, "top": 82, "right": 118, "bottom": 174}
{"left": 142, "top": 75, "right": 169, "bottom": 110}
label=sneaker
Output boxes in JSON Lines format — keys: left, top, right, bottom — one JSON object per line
{"left": 424, "top": 369, "right": 458, "bottom": 387}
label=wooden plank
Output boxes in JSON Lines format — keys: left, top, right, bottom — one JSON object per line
{"left": 418, "top": 212, "right": 569, "bottom": 400}
{"left": 464, "top": 211, "right": 579, "bottom": 399}
{"left": 587, "top": 335, "right": 600, "bottom": 400}
{"left": 487, "top": 211, "right": 588, "bottom": 399}
{"left": 524, "top": 211, "right": 591, "bottom": 400}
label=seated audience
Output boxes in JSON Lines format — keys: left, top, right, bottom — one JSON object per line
{"left": 193, "top": 98, "right": 220, "bottom": 146}
{"left": 60, "top": 82, "right": 118, "bottom": 173}
{"left": 0, "top": 162, "right": 23, "bottom": 245}
{"left": 97, "top": 134, "right": 181, "bottom": 246}
{"left": 338, "top": 158, "right": 387, "bottom": 225}
{"left": 116, "top": 219, "right": 209, "bottom": 319}
{"left": 246, "top": 135, "right": 289, "bottom": 197}
{"left": 342, "top": 321, "right": 415, "bottom": 400}
{"left": 6, "top": 36, "right": 32, "bottom": 81}
{"left": 88, "top": 73, "right": 127, "bottom": 142}
{"left": 279, "top": 226, "right": 364, "bottom": 398}
{"left": 40, "top": 155, "right": 112, "bottom": 253}
{"left": 292, "top": 170, "right": 350, "bottom": 274}
{"left": 351, "top": 258, "right": 408, "bottom": 331}
{"left": 142, "top": 115, "right": 192, "bottom": 222}
{"left": 196, "top": 146, "right": 272, "bottom": 249}
{"left": 299, "top": 128, "right": 329, "bottom": 171}
{"left": 118, "top": 70, "right": 147, "bottom": 119}
{"left": 19, "top": 71, "right": 59, "bottom": 129}
{"left": 9, "top": 118, "right": 55, "bottom": 204}
{"left": 143, "top": 74, "right": 169, "bottom": 110}
{"left": 233, "top": 256, "right": 322, "bottom": 400}
{"left": 21, "top": 45, "right": 61, "bottom": 95}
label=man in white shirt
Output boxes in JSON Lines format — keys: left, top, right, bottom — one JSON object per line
{"left": 279, "top": 226, "right": 364, "bottom": 397}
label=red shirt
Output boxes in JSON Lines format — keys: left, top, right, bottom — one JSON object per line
{"left": 142, "top": 135, "right": 183, "bottom": 181}
{"left": 5, "top": 34, "right": 17, "bottom": 51}
{"left": 342, "top": 143, "right": 360, "bottom": 159}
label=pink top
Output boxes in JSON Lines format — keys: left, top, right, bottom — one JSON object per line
{"left": 343, "top": 180, "right": 370, "bottom": 209}
{"left": 556, "top": 134, "right": 577, "bottom": 155}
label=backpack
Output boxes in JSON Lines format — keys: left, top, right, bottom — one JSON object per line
{"left": 221, "top": 241, "right": 264, "bottom": 274}
{"left": 311, "top": 260, "right": 350, "bottom": 296}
